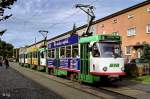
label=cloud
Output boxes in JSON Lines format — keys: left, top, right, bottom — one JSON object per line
{"left": 0, "top": 0, "right": 145, "bottom": 47}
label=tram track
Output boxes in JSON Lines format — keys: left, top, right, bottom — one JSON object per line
{"left": 52, "top": 79, "right": 136, "bottom": 99}
{"left": 96, "top": 86, "right": 136, "bottom": 99}
{"left": 46, "top": 76, "right": 137, "bottom": 99}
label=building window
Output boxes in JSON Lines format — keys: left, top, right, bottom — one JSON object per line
{"left": 113, "top": 19, "right": 117, "bottom": 24}
{"left": 128, "top": 13, "right": 134, "bottom": 19}
{"left": 112, "top": 32, "right": 119, "bottom": 36}
{"left": 101, "top": 24, "right": 104, "bottom": 28}
{"left": 146, "top": 24, "right": 150, "bottom": 33}
{"left": 127, "top": 27, "right": 136, "bottom": 36}
{"left": 146, "top": 7, "right": 150, "bottom": 12}
{"left": 125, "top": 46, "right": 132, "bottom": 55}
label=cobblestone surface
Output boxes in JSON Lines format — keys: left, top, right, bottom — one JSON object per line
{"left": 0, "top": 65, "right": 64, "bottom": 99}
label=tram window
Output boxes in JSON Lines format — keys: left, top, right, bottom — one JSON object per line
{"left": 30, "top": 53, "right": 32, "bottom": 58}
{"left": 48, "top": 49, "right": 51, "bottom": 58}
{"left": 25, "top": 54, "right": 27, "bottom": 58}
{"left": 34, "top": 52, "right": 35, "bottom": 58}
{"left": 100, "top": 43, "right": 121, "bottom": 58}
{"left": 92, "top": 43, "right": 100, "bottom": 57}
{"left": 60, "top": 47, "right": 65, "bottom": 58}
{"left": 34, "top": 52, "right": 37, "bottom": 58}
{"left": 66, "top": 46, "right": 71, "bottom": 58}
{"left": 27, "top": 53, "right": 29, "bottom": 58}
{"left": 51, "top": 49, "right": 55, "bottom": 58}
{"left": 72, "top": 44, "right": 79, "bottom": 58}
{"left": 33, "top": 52, "right": 35, "bottom": 58}
{"left": 36, "top": 52, "right": 37, "bottom": 58}
{"left": 41, "top": 52, "right": 44, "bottom": 58}
{"left": 31, "top": 52, "right": 34, "bottom": 58}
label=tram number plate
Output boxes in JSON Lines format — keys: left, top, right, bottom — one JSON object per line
{"left": 109, "top": 75, "right": 119, "bottom": 77}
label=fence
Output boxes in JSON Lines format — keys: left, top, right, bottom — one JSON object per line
{"left": 125, "top": 63, "right": 150, "bottom": 77}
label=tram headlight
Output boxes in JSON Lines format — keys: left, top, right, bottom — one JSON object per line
{"left": 103, "top": 67, "right": 107, "bottom": 71}
{"left": 121, "top": 67, "right": 124, "bottom": 71}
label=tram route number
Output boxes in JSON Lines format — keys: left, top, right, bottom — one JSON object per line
{"left": 109, "top": 63, "right": 119, "bottom": 67}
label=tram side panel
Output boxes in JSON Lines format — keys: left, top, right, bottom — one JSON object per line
{"left": 47, "top": 34, "right": 80, "bottom": 75}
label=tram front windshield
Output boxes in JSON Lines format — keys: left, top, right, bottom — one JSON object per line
{"left": 98, "top": 42, "right": 121, "bottom": 58}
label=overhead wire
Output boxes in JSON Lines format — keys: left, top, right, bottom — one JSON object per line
{"left": 46, "top": 0, "right": 99, "bottom": 29}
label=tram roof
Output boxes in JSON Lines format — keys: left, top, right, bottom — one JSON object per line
{"left": 79, "top": 35, "right": 121, "bottom": 43}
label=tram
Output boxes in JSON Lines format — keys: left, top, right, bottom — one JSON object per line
{"left": 47, "top": 34, "right": 125, "bottom": 83}
{"left": 19, "top": 47, "right": 27, "bottom": 66}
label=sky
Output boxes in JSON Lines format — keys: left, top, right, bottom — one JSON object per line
{"left": 0, "top": 0, "right": 145, "bottom": 48}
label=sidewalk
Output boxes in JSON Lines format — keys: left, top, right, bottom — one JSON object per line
{"left": 0, "top": 64, "right": 64, "bottom": 99}
{"left": 116, "top": 79, "right": 150, "bottom": 93}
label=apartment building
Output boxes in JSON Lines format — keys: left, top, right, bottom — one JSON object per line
{"left": 94, "top": 0, "right": 150, "bottom": 62}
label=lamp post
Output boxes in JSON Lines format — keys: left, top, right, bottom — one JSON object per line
{"left": 39, "top": 30, "right": 48, "bottom": 72}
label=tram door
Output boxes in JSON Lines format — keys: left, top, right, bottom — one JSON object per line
{"left": 38, "top": 51, "right": 40, "bottom": 66}
{"left": 23, "top": 54, "right": 25, "bottom": 64}
{"left": 30, "top": 52, "right": 32, "bottom": 65}
{"left": 80, "top": 43, "right": 90, "bottom": 75}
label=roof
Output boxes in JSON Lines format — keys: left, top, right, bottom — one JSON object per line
{"left": 94, "top": 0, "right": 150, "bottom": 24}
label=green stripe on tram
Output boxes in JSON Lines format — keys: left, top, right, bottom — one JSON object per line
{"left": 79, "top": 35, "right": 100, "bottom": 43}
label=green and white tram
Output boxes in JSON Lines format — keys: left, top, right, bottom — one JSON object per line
{"left": 79, "top": 34, "right": 125, "bottom": 83}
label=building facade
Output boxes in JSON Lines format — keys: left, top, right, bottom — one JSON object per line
{"left": 94, "top": 1, "right": 150, "bottom": 62}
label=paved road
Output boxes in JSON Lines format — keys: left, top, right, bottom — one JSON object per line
{"left": 0, "top": 64, "right": 64, "bottom": 99}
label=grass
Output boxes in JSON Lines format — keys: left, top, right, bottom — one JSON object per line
{"left": 132, "top": 75, "right": 150, "bottom": 84}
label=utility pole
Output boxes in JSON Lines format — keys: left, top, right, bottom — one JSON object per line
{"left": 71, "top": 23, "right": 76, "bottom": 36}
{"left": 39, "top": 30, "right": 48, "bottom": 48}
{"left": 75, "top": 4, "right": 95, "bottom": 36}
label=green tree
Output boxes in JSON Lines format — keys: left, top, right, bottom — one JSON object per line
{"left": 0, "top": 40, "right": 14, "bottom": 58}
{"left": 0, "top": 0, "right": 16, "bottom": 58}
{"left": 0, "top": 0, "right": 17, "bottom": 34}
{"left": 141, "top": 44, "right": 150, "bottom": 63}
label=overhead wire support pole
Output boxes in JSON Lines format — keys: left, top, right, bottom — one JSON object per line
{"left": 75, "top": 4, "right": 95, "bottom": 36}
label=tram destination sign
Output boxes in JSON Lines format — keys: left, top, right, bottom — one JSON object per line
{"left": 48, "top": 34, "right": 78, "bottom": 48}
{"left": 101, "top": 35, "right": 121, "bottom": 41}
